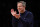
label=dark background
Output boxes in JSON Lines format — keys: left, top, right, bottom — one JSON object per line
{"left": 0, "top": 0, "right": 40, "bottom": 27}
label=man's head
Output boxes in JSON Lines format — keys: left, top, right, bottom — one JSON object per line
{"left": 17, "top": 1, "right": 26, "bottom": 13}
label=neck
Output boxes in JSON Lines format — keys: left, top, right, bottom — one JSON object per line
{"left": 20, "top": 9, "right": 26, "bottom": 13}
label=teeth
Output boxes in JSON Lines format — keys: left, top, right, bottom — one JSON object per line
{"left": 18, "top": 10, "right": 21, "bottom": 11}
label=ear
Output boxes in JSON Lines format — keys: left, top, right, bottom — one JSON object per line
{"left": 23, "top": 6, "right": 26, "bottom": 8}
{"left": 24, "top": 6, "right": 26, "bottom": 8}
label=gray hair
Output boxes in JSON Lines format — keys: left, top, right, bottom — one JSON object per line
{"left": 17, "top": 1, "right": 26, "bottom": 7}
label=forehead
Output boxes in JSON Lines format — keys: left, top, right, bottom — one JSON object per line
{"left": 17, "top": 3, "right": 23, "bottom": 6}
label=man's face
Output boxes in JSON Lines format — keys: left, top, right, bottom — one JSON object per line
{"left": 17, "top": 3, "right": 25, "bottom": 12}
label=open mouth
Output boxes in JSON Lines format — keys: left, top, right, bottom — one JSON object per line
{"left": 18, "top": 10, "right": 21, "bottom": 11}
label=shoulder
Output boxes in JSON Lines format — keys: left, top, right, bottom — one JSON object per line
{"left": 26, "top": 10, "right": 33, "bottom": 16}
{"left": 26, "top": 10, "right": 33, "bottom": 18}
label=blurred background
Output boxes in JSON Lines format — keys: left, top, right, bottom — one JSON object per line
{"left": 0, "top": 0, "right": 40, "bottom": 27}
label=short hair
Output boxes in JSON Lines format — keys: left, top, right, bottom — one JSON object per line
{"left": 17, "top": 1, "right": 26, "bottom": 7}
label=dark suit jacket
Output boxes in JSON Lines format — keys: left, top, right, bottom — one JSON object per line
{"left": 12, "top": 10, "right": 34, "bottom": 27}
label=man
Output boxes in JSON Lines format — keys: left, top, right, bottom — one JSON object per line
{"left": 11, "top": 1, "right": 33, "bottom": 27}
